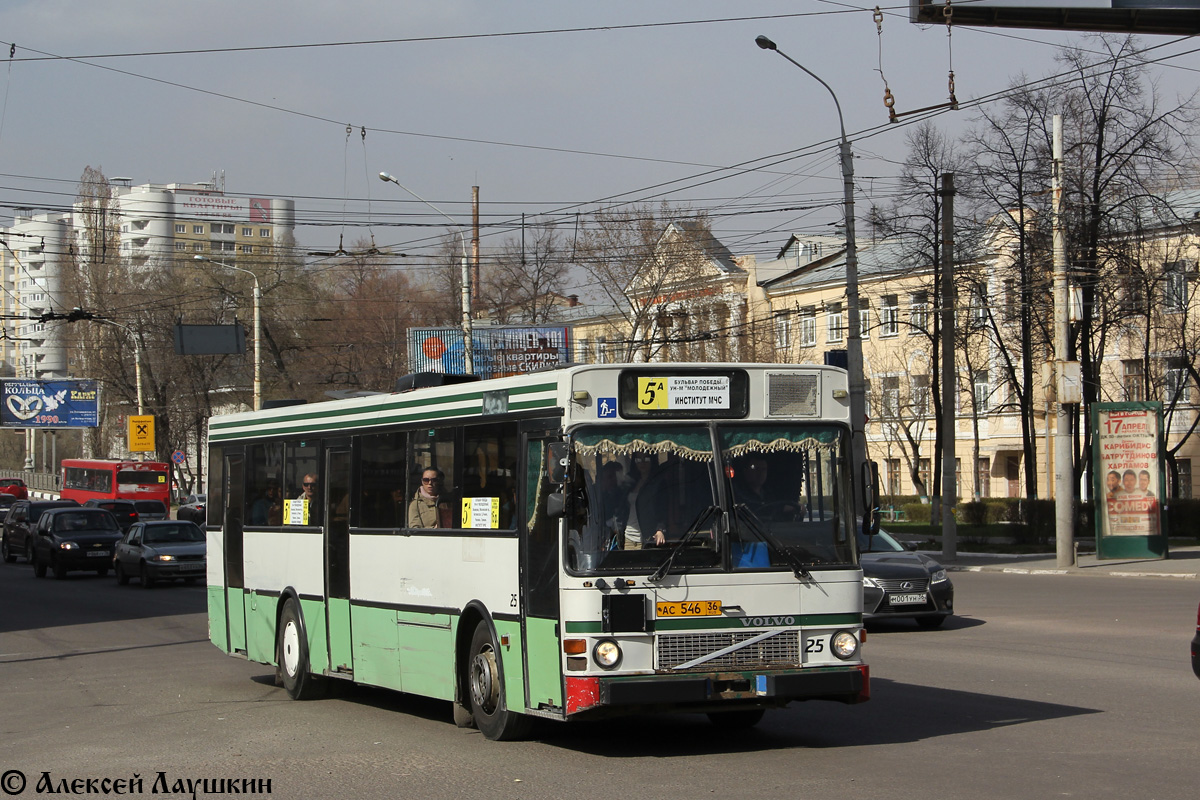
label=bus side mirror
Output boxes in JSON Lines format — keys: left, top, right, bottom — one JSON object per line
{"left": 547, "top": 442, "right": 569, "bottom": 484}
{"left": 862, "top": 460, "right": 881, "bottom": 538}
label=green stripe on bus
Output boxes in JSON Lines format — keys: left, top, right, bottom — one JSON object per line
{"left": 209, "top": 396, "right": 559, "bottom": 441}
{"left": 209, "top": 382, "right": 557, "bottom": 433}
{"left": 563, "top": 612, "right": 861, "bottom": 634}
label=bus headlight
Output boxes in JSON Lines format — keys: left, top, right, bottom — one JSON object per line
{"left": 831, "top": 630, "right": 859, "bottom": 660}
{"left": 593, "top": 639, "right": 622, "bottom": 669}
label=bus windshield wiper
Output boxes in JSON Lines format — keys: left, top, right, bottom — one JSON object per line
{"left": 734, "top": 503, "right": 812, "bottom": 580}
{"left": 649, "top": 504, "right": 720, "bottom": 582}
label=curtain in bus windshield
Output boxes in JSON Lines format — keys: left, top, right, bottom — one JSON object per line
{"left": 720, "top": 425, "right": 853, "bottom": 569}
{"left": 569, "top": 427, "right": 719, "bottom": 573}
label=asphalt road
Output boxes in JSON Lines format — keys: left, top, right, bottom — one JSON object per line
{"left": 1, "top": 561, "right": 1197, "bottom": 800}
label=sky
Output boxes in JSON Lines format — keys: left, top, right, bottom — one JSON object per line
{"left": 1, "top": 1, "right": 1198, "bottom": 285}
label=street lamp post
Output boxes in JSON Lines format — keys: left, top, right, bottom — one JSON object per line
{"left": 195, "top": 255, "right": 262, "bottom": 411}
{"left": 379, "top": 171, "right": 474, "bottom": 375}
{"left": 97, "top": 318, "right": 144, "bottom": 415}
{"left": 756, "top": 35, "right": 867, "bottom": 515}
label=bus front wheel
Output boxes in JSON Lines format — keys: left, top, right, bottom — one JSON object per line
{"left": 277, "top": 598, "right": 326, "bottom": 701}
{"left": 467, "top": 622, "right": 531, "bottom": 741}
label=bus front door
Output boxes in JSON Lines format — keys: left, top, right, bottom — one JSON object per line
{"left": 224, "top": 453, "right": 247, "bottom": 655}
{"left": 325, "top": 448, "right": 353, "bottom": 676}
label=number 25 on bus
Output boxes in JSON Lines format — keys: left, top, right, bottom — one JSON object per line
{"left": 205, "top": 364, "right": 873, "bottom": 740}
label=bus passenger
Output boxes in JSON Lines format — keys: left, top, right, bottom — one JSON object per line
{"left": 409, "top": 468, "right": 448, "bottom": 528}
{"left": 624, "top": 455, "right": 666, "bottom": 549}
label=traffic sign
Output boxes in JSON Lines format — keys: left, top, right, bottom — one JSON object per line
{"left": 171, "top": 450, "right": 186, "bottom": 464}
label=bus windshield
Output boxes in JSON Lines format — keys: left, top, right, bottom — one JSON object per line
{"left": 568, "top": 423, "right": 855, "bottom": 575}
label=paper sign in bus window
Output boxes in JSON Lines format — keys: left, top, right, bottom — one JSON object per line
{"left": 637, "top": 376, "right": 730, "bottom": 410}
{"left": 461, "top": 497, "right": 500, "bottom": 529}
{"left": 284, "top": 498, "right": 309, "bottom": 526}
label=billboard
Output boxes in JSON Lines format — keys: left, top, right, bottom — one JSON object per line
{"left": 910, "top": 1, "right": 1200, "bottom": 34}
{"left": 175, "top": 193, "right": 273, "bottom": 223}
{"left": 407, "top": 326, "right": 571, "bottom": 379}
{"left": 0, "top": 379, "right": 100, "bottom": 428}
{"left": 1092, "top": 402, "right": 1167, "bottom": 560}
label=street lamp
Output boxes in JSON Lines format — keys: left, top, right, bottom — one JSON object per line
{"left": 756, "top": 34, "right": 867, "bottom": 515}
{"left": 378, "top": 171, "right": 474, "bottom": 375}
{"left": 96, "top": 318, "right": 144, "bottom": 415}
{"left": 195, "top": 255, "right": 262, "bottom": 411}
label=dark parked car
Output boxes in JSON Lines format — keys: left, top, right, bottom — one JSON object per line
{"left": 133, "top": 500, "right": 169, "bottom": 521}
{"left": 859, "top": 528, "right": 954, "bottom": 628}
{"left": 0, "top": 477, "right": 29, "bottom": 500}
{"left": 31, "top": 507, "right": 123, "bottom": 579}
{"left": 83, "top": 499, "right": 140, "bottom": 531}
{"left": 176, "top": 494, "right": 207, "bottom": 524}
{"left": 114, "top": 520, "right": 206, "bottom": 587}
{"left": 1, "top": 499, "right": 81, "bottom": 563}
{"left": 0, "top": 495, "right": 18, "bottom": 514}
{"left": 1192, "top": 600, "right": 1200, "bottom": 679}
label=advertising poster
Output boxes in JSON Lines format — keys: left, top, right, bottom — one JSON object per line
{"left": 407, "top": 326, "right": 571, "bottom": 379}
{"left": 1093, "top": 402, "right": 1167, "bottom": 560}
{"left": 0, "top": 379, "right": 100, "bottom": 428}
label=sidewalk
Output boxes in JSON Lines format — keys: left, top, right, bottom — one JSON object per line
{"left": 926, "top": 544, "right": 1200, "bottom": 580}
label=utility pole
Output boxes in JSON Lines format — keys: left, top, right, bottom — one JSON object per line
{"left": 940, "top": 173, "right": 957, "bottom": 560}
{"left": 472, "top": 186, "right": 480, "bottom": 318}
{"left": 1053, "top": 114, "right": 1075, "bottom": 567}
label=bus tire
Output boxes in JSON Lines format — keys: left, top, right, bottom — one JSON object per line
{"left": 706, "top": 708, "right": 765, "bottom": 730}
{"left": 467, "top": 622, "right": 531, "bottom": 741}
{"left": 278, "top": 598, "right": 327, "bottom": 701}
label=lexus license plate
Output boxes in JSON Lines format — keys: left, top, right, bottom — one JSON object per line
{"left": 889, "top": 593, "right": 926, "bottom": 605}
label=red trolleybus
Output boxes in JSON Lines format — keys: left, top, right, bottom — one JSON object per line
{"left": 60, "top": 459, "right": 172, "bottom": 506}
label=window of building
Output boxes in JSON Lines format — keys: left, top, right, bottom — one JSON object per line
{"left": 970, "top": 283, "right": 988, "bottom": 325}
{"left": 882, "top": 375, "right": 900, "bottom": 417}
{"left": 174, "top": 242, "right": 186, "bottom": 251}
{"left": 913, "top": 374, "right": 930, "bottom": 416}
{"left": 223, "top": 242, "right": 236, "bottom": 252}
{"left": 917, "top": 458, "right": 931, "bottom": 495}
{"left": 193, "top": 225, "right": 205, "bottom": 234}
{"left": 973, "top": 370, "right": 990, "bottom": 412}
{"left": 596, "top": 335, "right": 609, "bottom": 364}
{"left": 909, "top": 291, "right": 929, "bottom": 334}
{"left": 120, "top": 224, "right": 129, "bottom": 233}
{"left": 175, "top": 224, "right": 186, "bottom": 234}
{"left": 1165, "top": 358, "right": 1191, "bottom": 404}
{"left": 880, "top": 295, "right": 899, "bottom": 336}
{"left": 1164, "top": 261, "right": 1191, "bottom": 313}
{"left": 1123, "top": 359, "right": 1144, "bottom": 402}
{"left": 774, "top": 312, "right": 792, "bottom": 352}
{"left": 193, "top": 243, "right": 204, "bottom": 252}
{"left": 576, "top": 338, "right": 590, "bottom": 364}
{"left": 799, "top": 307, "right": 816, "bottom": 347}
{"left": 826, "top": 302, "right": 843, "bottom": 343}
{"left": 1177, "top": 459, "right": 1192, "bottom": 499}
{"left": 977, "top": 457, "right": 991, "bottom": 498}
{"left": 886, "top": 458, "right": 901, "bottom": 496}
{"left": 260, "top": 228, "right": 271, "bottom": 238}
{"left": 241, "top": 245, "right": 253, "bottom": 254}
{"left": 1003, "top": 279, "right": 1017, "bottom": 322}
{"left": 859, "top": 300, "right": 870, "bottom": 338}
{"left": 1120, "top": 273, "right": 1144, "bottom": 313}
{"left": 242, "top": 227, "right": 254, "bottom": 237}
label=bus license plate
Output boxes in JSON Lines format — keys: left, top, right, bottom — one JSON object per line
{"left": 889, "top": 593, "right": 926, "bottom": 605}
{"left": 656, "top": 600, "right": 722, "bottom": 618}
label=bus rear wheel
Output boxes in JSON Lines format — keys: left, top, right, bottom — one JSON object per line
{"left": 467, "top": 622, "right": 531, "bottom": 741}
{"left": 277, "top": 598, "right": 326, "bottom": 701}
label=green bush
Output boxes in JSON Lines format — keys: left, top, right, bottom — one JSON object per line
{"left": 1166, "top": 499, "right": 1200, "bottom": 538}
{"left": 901, "top": 502, "right": 931, "bottom": 524}
{"left": 961, "top": 501, "right": 988, "bottom": 525}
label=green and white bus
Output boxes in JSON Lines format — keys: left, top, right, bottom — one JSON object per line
{"left": 205, "top": 363, "right": 870, "bottom": 739}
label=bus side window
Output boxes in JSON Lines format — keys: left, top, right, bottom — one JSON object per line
{"left": 358, "top": 431, "right": 407, "bottom": 529}
{"left": 408, "top": 428, "right": 458, "bottom": 529}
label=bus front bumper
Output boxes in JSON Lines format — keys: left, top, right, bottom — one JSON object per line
{"left": 564, "top": 665, "right": 869, "bottom": 716}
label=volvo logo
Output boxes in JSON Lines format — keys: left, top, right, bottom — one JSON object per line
{"left": 739, "top": 616, "right": 796, "bottom": 627}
